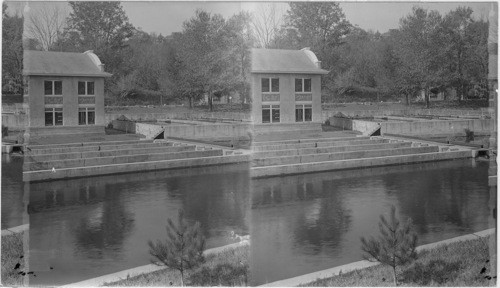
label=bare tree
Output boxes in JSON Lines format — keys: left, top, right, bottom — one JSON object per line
{"left": 26, "top": 4, "right": 68, "bottom": 50}
{"left": 251, "top": 3, "right": 284, "bottom": 48}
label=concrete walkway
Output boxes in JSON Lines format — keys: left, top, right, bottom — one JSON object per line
{"left": 62, "top": 240, "right": 249, "bottom": 287}
{"left": 261, "top": 228, "right": 495, "bottom": 287}
{"left": 1, "top": 224, "right": 29, "bottom": 236}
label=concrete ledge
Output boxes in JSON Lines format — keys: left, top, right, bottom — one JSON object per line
{"left": 253, "top": 146, "right": 439, "bottom": 167}
{"left": 25, "top": 149, "right": 223, "bottom": 170}
{"left": 251, "top": 150, "right": 472, "bottom": 178}
{"left": 261, "top": 228, "right": 495, "bottom": 287}
{"left": 252, "top": 142, "right": 413, "bottom": 158}
{"left": 24, "top": 154, "right": 251, "bottom": 182}
{"left": 62, "top": 240, "right": 250, "bottom": 287}
{"left": 1, "top": 224, "right": 29, "bottom": 236}
{"left": 27, "top": 141, "right": 172, "bottom": 155}
{"left": 25, "top": 145, "right": 196, "bottom": 162}
{"left": 253, "top": 139, "right": 389, "bottom": 152}
{"left": 252, "top": 136, "right": 369, "bottom": 146}
{"left": 27, "top": 139, "right": 153, "bottom": 150}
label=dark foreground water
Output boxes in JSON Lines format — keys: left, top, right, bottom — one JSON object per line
{"left": 1, "top": 156, "right": 493, "bottom": 286}
{"left": 2, "top": 160, "right": 249, "bottom": 286}
{"left": 250, "top": 159, "right": 493, "bottom": 285}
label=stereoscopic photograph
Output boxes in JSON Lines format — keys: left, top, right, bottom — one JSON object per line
{"left": 1, "top": 0, "right": 497, "bottom": 287}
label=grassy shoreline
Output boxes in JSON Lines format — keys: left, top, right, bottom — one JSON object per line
{"left": 302, "top": 236, "right": 495, "bottom": 287}
{"left": 105, "top": 243, "right": 249, "bottom": 287}
{"left": 1, "top": 232, "right": 25, "bottom": 286}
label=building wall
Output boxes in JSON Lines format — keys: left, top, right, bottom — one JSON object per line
{"left": 251, "top": 73, "right": 322, "bottom": 124}
{"left": 26, "top": 76, "right": 105, "bottom": 139}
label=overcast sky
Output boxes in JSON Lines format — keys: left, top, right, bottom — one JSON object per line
{"left": 10, "top": 1, "right": 495, "bottom": 36}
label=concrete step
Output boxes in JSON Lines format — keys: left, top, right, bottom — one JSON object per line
{"left": 25, "top": 145, "right": 198, "bottom": 163}
{"left": 253, "top": 146, "right": 439, "bottom": 167}
{"left": 24, "top": 154, "right": 250, "bottom": 182}
{"left": 27, "top": 139, "right": 154, "bottom": 150}
{"left": 26, "top": 141, "right": 174, "bottom": 155}
{"left": 252, "top": 138, "right": 389, "bottom": 152}
{"left": 25, "top": 149, "right": 224, "bottom": 171}
{"left": 252, "top": 142, "right": 412, "bottom": 158}
{"left": 251, "top": 150, "right": 473, "bottom": 178}
{"left": 252, "top": 136, "right": 370, "bottom": 146}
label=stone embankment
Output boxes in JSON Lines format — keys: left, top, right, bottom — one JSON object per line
{"left": 23, "top": 139, "right": 249, "bottom": 182}
{"left": 251, "top": 135, "right": 474, "bottom": 178}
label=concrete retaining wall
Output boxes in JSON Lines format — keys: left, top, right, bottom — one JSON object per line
{"left": 381, "top": 119, "right": 494, "bottom": 135}
{"left": 253, "top": 139, "right": 389, "bottom": 152}
{"left": 27, "top": 141, "right": 171, "bottom": 155}
{"left": 329, "top": 117, "right": 494, "bottom": 136}
{"left": 254, "top": 146, "right": 439, "bottom": 167}
{"left": 27, "top": 139, "right": 152, "bottom": 150}
{"left": 106, "top": 111, "right": 250, "bottom": 124}
{"left": 24, "top": 154, "right": 250, "bottom": 182}
{"left": 251, "top": 150, "right": 473, "bottom": 178}
{"left": 252, "top": 142, "right": 412, "bottom": 158}
{"left": 253, "top": 136, "right": 368, "bottom": 146}
{"left": 26, "top": 145, "right": 196, "bottom": 162}
{"left": 2, "top": 113, "right": 27, "bottom": 130}
{"left": 26, "top": 149, "right": 223, "bottom": 170}
{"left": 322, "top": 107, "right": 493, "bottom": 121}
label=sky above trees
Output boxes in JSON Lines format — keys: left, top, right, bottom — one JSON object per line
{"left": 7, "top": 1, "right": 491, "bottom": 36}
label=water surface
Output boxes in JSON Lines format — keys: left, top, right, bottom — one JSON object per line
{"left": 250, "top": 159, "right": 493, "bottom": 285}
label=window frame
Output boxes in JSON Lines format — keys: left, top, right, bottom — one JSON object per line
{"left": 295, "top": 78, "right": 312, "bottom": 93}
{"left": 261, "top": 77, "right": 280, "bottom": 93}
{"left": 262, "top": 104, "right": 280, "bottom": 123}
{"left": 78, "top": 107, "right": 96, "bottom": 125}
{"left": 78, "top": 81, "right": 95, "bottom": 96}
{"left": 44, "top": 106, "right": 63, "bottom": 126}
{"left": 44, "top": 80, "right": 63, "bottom": 96}
{"left": 295, "top": 104, "right": 312, "bottom": 122}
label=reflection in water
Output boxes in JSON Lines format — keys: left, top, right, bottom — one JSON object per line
{"left": 24, "top": 164, "right": 249, "bottom": 286}
{"left": 250, "top": 159, "right": 492, "bottom": 285}
{"left": 1, "top": 154, "right": 25, "bottom": 229}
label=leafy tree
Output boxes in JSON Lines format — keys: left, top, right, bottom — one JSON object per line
{"left": 361, "top": 205, "right": 418, "bottom": 286}
{"left": 56, "top": 1, "right": 134, "bottom": 75}
{"left": 148, "top": 210, "right": 205, "bottom": 286}
{"left": 440, "top": 7, "right": 488, "bottom": 101}
{"left": 392, "top": 7, "right": 444, "bottom": 108}
{"left": 2, "top": 3, "right": 24, "bottom": 94}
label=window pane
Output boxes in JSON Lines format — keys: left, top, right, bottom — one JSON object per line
{"left": 305, "top": 107, "right": 312, "bottom": 121}
{"left": 261, "top": 78, "right": 270, "bottom": 92}
{"left": 79, "top": 111, "right": 86, "bottom": 125}
{"left": 304, "top": 78, "right": 311, "bottom": 92}
{"left": 272, "top": 107, "right": 280, "bottom": 122}
{"left": 295, "top": 79, "right": 302, "bottom": 92}
{"left": 78, "top": 82, "right": 86, "bottom": 95}
{"left": 88, "top": 111, "right": 95, "bottom": 125}
{"left": 295, "top": 107, "right": 303, "bottom": 122}
{"left": 262, "top": 109, "right": 270, "bottom": 123}
{"left": 54, "top": 81, "right": 62, "bottom": 95}
{"left": 45, "top": 111, "right": 53, "bottom": 126}
{"left": 55, "top": 111, "right": 63, "bottom": 125}
{"left": 87, "top": 82, "right": 95, "bottom": 95}
{"left": 271, "top": 78, "right": 279, "bottom": 92}
{"left": 44, "top": 81, "right": 52, "bottom": 95}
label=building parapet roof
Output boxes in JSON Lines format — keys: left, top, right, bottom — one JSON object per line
{"left": 251, "top": 48, "right": 328, "bottom": 75}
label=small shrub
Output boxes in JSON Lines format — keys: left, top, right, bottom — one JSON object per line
{"left": 188, "top": 262, "right": 248, "bottom": 286}
{"left": 148, "top": 210, "right": 205, "bottom": 286}
{"left": 324, "top": 119, "right": 330, "bottom": 126}
{"left": 361, "top": 205, "right": 418, "bottom": 286}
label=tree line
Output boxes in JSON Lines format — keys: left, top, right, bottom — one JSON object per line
{"left": 2, "top": 2, "right": 489, "bottom": 108}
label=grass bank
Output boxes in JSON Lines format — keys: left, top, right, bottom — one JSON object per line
{"left": 105, "top": 244, "right": 249, "bottom": 286}
{"left": 1, "top": 232, "right": 25, "bottom": 286}
{"left": 303, "top": 235, "right": 494, "bottom": 287}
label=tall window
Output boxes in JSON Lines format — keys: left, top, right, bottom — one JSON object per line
{"left": 45, "top": 108, "right": 63, "bottom": 126}
{"left": 261, "top": 78, "right": 279, "bottom": 93}
{"left": 78, "top": 81, "right": 95, "bottom": 95}
{"left": 262, "top": 105, "right": 280, "bottom": 123}
{"left": 295, "top": 104, "right": 312, "bottom": 122}
{"left": 79, "top": 107, "right": 95, "bottom": 125}
{"left": 44, "top": 80, "right": 62, "bottom": 95}
{"left": 295, "top": 78, "right": 311, "bottom": 92}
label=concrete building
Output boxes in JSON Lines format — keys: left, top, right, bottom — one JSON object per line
{"left": 250, "top": 48, "right": 328, "bottom": 125}
{"left": 23, "top": 50, "right": 111, "bottom": 142}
